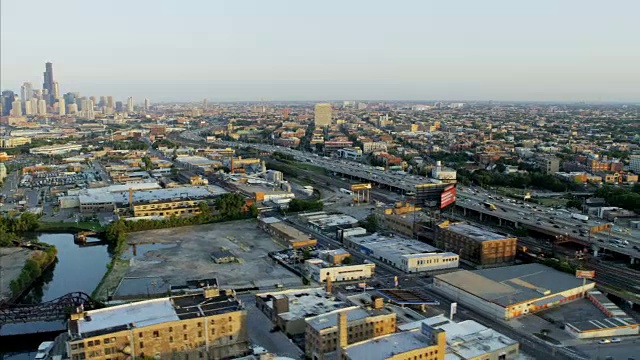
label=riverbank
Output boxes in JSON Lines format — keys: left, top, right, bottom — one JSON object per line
{"left": 37, "top": 220, "right": 105, "bottom": 233}
{"left": 92, "top": 258, "right": 129, "bottom": 301}
{"left": 0, "top": 247, "right": 33, "bottom": 303}
{"left": 0, "top": 246, "right": 57, "bottom": 304}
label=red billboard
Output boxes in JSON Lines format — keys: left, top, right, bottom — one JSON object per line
{"left": 440, "top": 185, "right": 457, "bottom": 209}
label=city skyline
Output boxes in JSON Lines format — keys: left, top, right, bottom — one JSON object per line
{"left": 2, "top": 0, "right": 640, "bottom": 102}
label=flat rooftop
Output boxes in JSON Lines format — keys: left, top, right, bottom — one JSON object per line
{"left": 257, "top": 288, "right": 348, "bottom": 321}
{"left": 376, "top": 289, "right": 439, "bottom": 306}
{"left": 345, "top": 234, "right": 456, "bottom": 262}
{"left": 306, "top": 306, "right": 392, "bottom": 332}
{"left": 399, "top": 315, "right": 518, "bottom": 359}
{"left": 75, "top": 292, "right": 241, "bottom": 338}
{"left": 343, "top": 329, "right": 433, "bottom": 360}
{"left": 270, "top": 222, "right": 313, "bottom": 241}
{"left": 435, "top": 263, "right": 592, "bottom": 307}
{"left": 445, "top": 223, "right": 512, "bottom": 242}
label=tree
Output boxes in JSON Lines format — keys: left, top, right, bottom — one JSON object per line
{"left": 361, "top": 214, "right": 378, "bottom": 233}
{"left": 566, "top": 199, "right": 583, "bottom": 210}
{"left": 215, "top": 193, "right": 247, "bottom": 219}
{"left": 141, "top": 156, "right": 153, "bottom": 171}
{"left": 197, "top": 202, "right": 212, "bottom": 217}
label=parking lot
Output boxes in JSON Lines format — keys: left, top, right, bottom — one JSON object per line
{"left": 119, "top": 220, "right": 303, "bottom": 292}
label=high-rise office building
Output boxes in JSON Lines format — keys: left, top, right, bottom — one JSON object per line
{"left": 115, "top": 101, "right": 123, "bottom": 112}
{"left": 203, "top": 98, "right": 208, "bottom": 109}
{"left": 98, "top": 96, "right": 106, "bottom": 107}
{"left": 34, "top": 89, "right": 43, "bottom": 100}
{"left": 127, "top": 96, "right": 134, "bottom": 112}
{"left": 53, "top": 81, "right": 60, "bottom": 99}
{"left": 21, "top": 82, "right": 33, "bottom": 103}
{"left": 144, "top": 98, "right": 150, "bottom": 111}
{"left": 106, "top": 96, "right": 114, "bottom": 109}
{"left": 11, "top": 100, "right": 23, "bottom": 116}
{"left": 43, "top": 62, "right": 54, "bottom": 105}
{"left": 24, "top": 100, "right": 33, "bottom": 115}
{"left": 1, "top": 90, "right": 15, "bottom": 116}
{"left": 314, "top": 103, "right": 332, "bottom": 127}
{"left": 68, "top": 103, "right": 78, "bottom": 114}
{"left": 30, "top": 98, "right": 38, "bottom": 115}
{"left": 63, "top": 92, "right": 76, "bottom": 105}
{"left": 89, "top": 96, "right": 97, "bottom": 107}
{"left": 58, "top": 98, "right": 66, "bottom": 116}
{"left": 37, "top": 99, "right": 47, "bottom": 115}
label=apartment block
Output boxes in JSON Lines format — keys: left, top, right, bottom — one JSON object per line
{"left": 67, "top": 288, "right": 249, "bottom": 360}
{"left": 305, "top": 307, "right": 396, "bottom": 360}
{"left": 435, "top": 222, "right": 516, "bottom": 266}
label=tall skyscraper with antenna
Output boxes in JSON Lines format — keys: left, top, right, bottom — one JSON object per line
{"left": 43, "top": 62, "right": 55, "bottom": 105}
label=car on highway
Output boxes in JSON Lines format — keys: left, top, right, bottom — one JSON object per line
{"left": 610, "top": 337, "right": 621, "bottom": 343}
{"left": 598, "top": 339, "right": 611, "bottom": 344}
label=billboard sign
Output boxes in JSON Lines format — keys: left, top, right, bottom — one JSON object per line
{"left": 440, "top": 185, "right": 457, "bottom": 209}
{"left": 351, "top": 183, "right": 372, "bottom": 191}
{"left": 589, "top": 223, "right": 611, "bottom": 234}
{"left": 576, "top": 270, "right": 595, "bottom": 279}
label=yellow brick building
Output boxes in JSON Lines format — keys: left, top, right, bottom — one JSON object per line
{"left": 305, "top": 306, "right": 396, "bottom": 360}
{"left": 132, "top": 199, "right": 210, "bottom": 218}
{"left": 67, "top": 288, "right": 249, "bottom": 360}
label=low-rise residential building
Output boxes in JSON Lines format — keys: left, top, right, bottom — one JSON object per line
{"left": 342, "top": 233, "right": 459, "bottom": 273}
{"left": 435, "top": 222, "right": 517, "bottom": 266}
{"left": 305, "top": 259, "right": 375, "bottom": 283}
{"left": 67, "top": 288, "right": 249, "bottom": 360}
{"left": 305, "top": 307, "right": 397, "bottom": 360}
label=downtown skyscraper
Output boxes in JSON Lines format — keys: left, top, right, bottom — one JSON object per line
{"left": 42, "top": 62, "right": 55, "bottom": 105}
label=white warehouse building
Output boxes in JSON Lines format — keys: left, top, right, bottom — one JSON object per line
{"left": 305, "top": 259, "right": 375, "bottom": 283}
{"left": 342, "top": 233, "right": 459, "bottom": 273}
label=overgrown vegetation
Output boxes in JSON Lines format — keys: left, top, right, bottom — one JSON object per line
{"left": 286, "top": 198, "right": 323, "bottom": 213}
{"left": 9, "top": 244, "right": 57, "bottom": 297}
{"left": 360, "top": 214, "right": 379, "bottom": 233}
{"left": 0, "top": 212, "right": 40, "bottom": 247}
{"left": 105, "top": 193, "right": 254, "bottom": 253}
{"left": 595, "top": 185, "right": 640, "bottom": 212}
{"left": 457, "top": 168, "right": 575, "bottom": 192}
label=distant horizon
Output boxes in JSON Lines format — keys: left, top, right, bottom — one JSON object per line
{"left": 2, "top": 0, "right": 639, "bottom": 102}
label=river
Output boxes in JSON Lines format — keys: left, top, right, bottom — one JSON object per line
{"left": 1, "top": 233, "right": 111, "bottom": 359}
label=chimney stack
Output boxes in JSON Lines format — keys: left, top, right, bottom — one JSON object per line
{"left": 326, "top": 276, "right": 333, "bottom": 294}
{"left": 338, "top": 311, "right": 348, "bottom": 358}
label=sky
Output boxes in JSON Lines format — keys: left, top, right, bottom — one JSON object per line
{"left": 2, "top": 0, "right": 639, "bottom": 102}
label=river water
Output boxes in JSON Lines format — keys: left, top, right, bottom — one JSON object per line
{"left": 1, "top": 233, "right": 111, "bottom": 358}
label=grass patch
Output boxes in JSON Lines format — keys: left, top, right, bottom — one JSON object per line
{"left": 37, "top": 221, "right": 105, "bottom": 232}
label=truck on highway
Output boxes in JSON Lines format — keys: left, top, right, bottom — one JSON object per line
{"left": 571, "top": 213, "right": 589, "bottom": 221}
{"left": 483, "top": 202, "right": 497, "bottom": 211}
{"left": 340, "top": 188, "right": 353, "bottom": 195}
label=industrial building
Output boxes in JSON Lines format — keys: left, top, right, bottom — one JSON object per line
{"left": 399, "top": 314, "right": 520, "bottom": 360}
{"left": 258, "top": 217, "right": 317, "bottom": 249}
{"left": 29, "top": 143, "right": 83, "bottom": 155}
{"left": 255, "top": 287, "right": 349, "bottom": 336}
{"left": 435, "top": 222, "right": 517, "bottom": 266}
{"left": 66, "top": 288, "right": 249, "bottom": 360}
{"left": 305, "top": 306, "right": 397, "bottom": 360}
{"left": 305, "top": 259, "right": 375, "bottom": 283}
{"left": 433, "top": 263, "right": 596, "bottom": 320}
{"left": 341, "top": 325, "right": 446, "bottom": 360}
{"left": 303, "top": 213, "right": 359, "bottom": 233}
{"left": 342, "top": 233, "right": 459, "bottom": 273}
{"left": 564, "top": 290, "right": 639, "bottom": 339}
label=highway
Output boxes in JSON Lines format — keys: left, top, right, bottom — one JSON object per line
{"left": 206, "top": 139, "right": 639, "bottom": 253}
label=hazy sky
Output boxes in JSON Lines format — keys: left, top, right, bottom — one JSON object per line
{"left": 2, "top": 0, "right": 639, "bottom": 102}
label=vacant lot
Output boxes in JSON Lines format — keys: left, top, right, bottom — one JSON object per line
{"left": 121, "top": 220, "right": 302, "bottom": 292}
